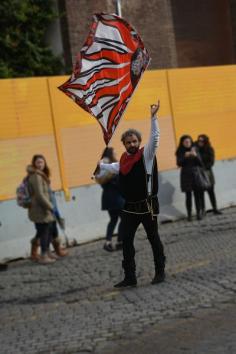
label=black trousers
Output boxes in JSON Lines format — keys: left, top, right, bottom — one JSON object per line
{"left": 121, "top": 212, "right": 165, "bottom": 278}
{"left": 185, "top": 190, "right": 204, "bottom": 216}
{"left": 201, "top": 186, "right": 218, "bottom": 212}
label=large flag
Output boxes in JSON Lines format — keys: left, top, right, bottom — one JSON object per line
{"left": 58, "top": 13, "right": 150, "bottom": 145}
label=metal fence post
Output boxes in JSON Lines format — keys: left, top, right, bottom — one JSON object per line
{"left": 46, "top": 78, "right": 70, "bottom": 201}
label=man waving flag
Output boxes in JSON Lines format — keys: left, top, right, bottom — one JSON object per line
{"left": 58, "top": 13, "right": 150, "bottom": 145}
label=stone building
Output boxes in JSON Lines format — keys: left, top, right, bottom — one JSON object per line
{"left": 54, "top": 0, "right": 236, "bottom": 71}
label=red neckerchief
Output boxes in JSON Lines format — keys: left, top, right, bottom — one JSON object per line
{"left": 120, "top": 147, "right": 144, "bottom": 175}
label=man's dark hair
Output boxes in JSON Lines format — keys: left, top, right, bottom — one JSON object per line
{"left": 121, "top": 129, "right": 142, "bottom": 144}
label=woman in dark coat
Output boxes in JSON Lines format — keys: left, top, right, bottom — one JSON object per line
{"left": 196, "top": 134, "right": 222, "bottom": 215}
{"left": 176, "top": 135, "right": 204, "bottom": 221}
{"left": 96, "top": 147, "right": 124, "bottom": 252}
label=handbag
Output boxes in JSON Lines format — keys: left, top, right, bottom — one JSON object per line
{"left": 194, "top": 166, "right": 211, "bottom": 190}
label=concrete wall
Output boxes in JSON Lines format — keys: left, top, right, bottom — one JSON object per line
{"left": 0, "top": 158, "right": 235, "bottom": 262}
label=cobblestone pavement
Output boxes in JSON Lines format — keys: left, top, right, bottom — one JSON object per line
{"left": 101, "top": 302, "right": 236, "bottom": 354}
{"left": 0, "top": 207, "right": 236, "bottom": 354}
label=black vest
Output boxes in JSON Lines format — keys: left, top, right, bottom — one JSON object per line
{"left": 119, "top": 155, "right": 159, "bottom": 214}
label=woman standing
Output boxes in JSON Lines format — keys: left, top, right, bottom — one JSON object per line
{"left": 176, "top": 135, "right": 204, "bottom": 221}
{"left": 27, "top": 154, "right": 56, "bottom": 264}
{"left": 196, "top": 134, "right": 222, "bottom": 215}
{"left": 96, "top": 147, "right": 124, "bottom": 252}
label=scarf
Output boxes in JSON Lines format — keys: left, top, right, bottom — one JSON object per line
{"left": 120, "top": 147, "right": 144, "bottom": 175}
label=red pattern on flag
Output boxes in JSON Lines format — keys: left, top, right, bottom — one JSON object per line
{"left": 58, "top": 13, "right": 150, "bottom": 145}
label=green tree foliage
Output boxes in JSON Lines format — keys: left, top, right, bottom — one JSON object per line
{"left": 0, "top": 0, "right": 63, "bottom": 77}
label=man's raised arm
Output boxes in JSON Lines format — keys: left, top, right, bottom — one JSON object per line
{"left": 144, "top": 100, "right": 160, "bottom": 162}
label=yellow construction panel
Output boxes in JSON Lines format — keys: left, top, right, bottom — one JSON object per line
{"left": 60, "top": 115, "right": 176, "bottom": 188}
{"left": 49, "top": 70, "right": 176, "bottom": 188}
{"left": 0, "top": 77, "right": 62, "bottom": 200}
{"left": 48, "top": 70, "right": 171, "bottom": 129}
{"left": 0, "top": 136, "right": 61, "bottom": 199}
{"left": 48, "top": 76, "right": 96, "bottom": 127}
{"left": 125, "top": 70, "right": 171, "bottom": 120}
{"left": 168, "top": 65, "right": 236, "bottom": 160}
{"left": 0, "top": 77, "right": 53, "bottom": 139}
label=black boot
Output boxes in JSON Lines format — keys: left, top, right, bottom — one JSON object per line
{"left": 151, "top": 257, "right": 166, "bottom": 285}
{"left": 114, "top": 261, "right": 137, "bottom": 288}
{"left": 197, "top": 212, "right": 203, "bottom": 220}
{"left": 151, "top": 271, "right": 165, "bottom": 284}
{"left": 0, "top": 263, "right": 8, "bottom": 271}
{"left": 187, "top": 213, "right": 192, "bottom": 222}
{"left": 114, "top": 277, "right": 137, "bottom": 288}
{"left": 213, "top": 209, "right": 222, "bottom": 215}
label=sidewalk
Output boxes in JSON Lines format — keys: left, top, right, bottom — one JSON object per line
{"left": 0, "top": 207, "right": 236, "bottom": 354}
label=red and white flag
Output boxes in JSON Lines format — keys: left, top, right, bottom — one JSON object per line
{"left": 58, "top": 13, "right": 150, "bottom": 145}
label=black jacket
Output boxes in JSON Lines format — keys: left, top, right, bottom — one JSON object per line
{"left": 176, "top": 147, "right": 202, "bottom": 192}
{"left": 197, "top": 145, "right": 215, "bottom": 185}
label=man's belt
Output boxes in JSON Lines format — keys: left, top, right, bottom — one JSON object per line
{"left": 123, "top": 195, "right": 159, "bottom": 215}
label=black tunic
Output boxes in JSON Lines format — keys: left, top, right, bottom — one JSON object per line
{"left": 119, "top": 154, "right": 159, "bottom": 214}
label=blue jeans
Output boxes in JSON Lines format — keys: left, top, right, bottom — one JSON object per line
{"left": 106, "top": 210, "right": 123, "bottom": 242}
{"left": 35, "top": 223, "right": 53, "bottom": 256}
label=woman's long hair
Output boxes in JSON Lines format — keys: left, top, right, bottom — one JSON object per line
{"left": 101, "top": 147, "right": 117, "bottom": 163}
{"left": 31, "top": 154, "right": 51, "bottom": 178}
{"left": 197, "top": 134, "right": 211, "bottom": 148}
{"left": 176, "top": 135, "right": 193, "bottom": 155}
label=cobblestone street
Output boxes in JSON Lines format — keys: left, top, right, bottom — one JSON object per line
{"left": 0, "top": 207, "right": 236, "bottom": 354}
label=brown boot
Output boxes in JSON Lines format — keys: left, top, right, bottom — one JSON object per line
{"left": 38, "top": 255, "right": 56, "bottom": 265}
{"left": 52, "top": 238, "right": 68, "bottom": 257}
{"left": 47, "top": 251, "right": 59, "bottom": 260}
{"left": 31, "top": 237, "right": 40, "bottom": 261}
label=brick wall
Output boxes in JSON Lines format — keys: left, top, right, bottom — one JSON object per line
{"left": 62, "top": 0, "right": 177, "bottom": 69}
{"left": 60, "top": 0, "right": 236, "bottom": 69}
{"left": 64, "top": 0, "right": 115, "bottom": 65}
{"left": 115, "top": 0, "right": 178, "bottom": 68}
{"left": 171, "top": 0, "right": 234, "bottom": 67}
{"left": 229, "top": 0, "right": 236, "bottom": 61}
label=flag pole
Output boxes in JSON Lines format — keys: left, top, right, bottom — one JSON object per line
{"left": 116, "top": 0, "right": 122, "bottom": 17}
{"left": 93, "top": 2, "right": 121, "bottom": 178}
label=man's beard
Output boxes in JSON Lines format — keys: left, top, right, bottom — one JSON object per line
{"left": 127, "top": 146, "right": 139, "bottom": 154}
